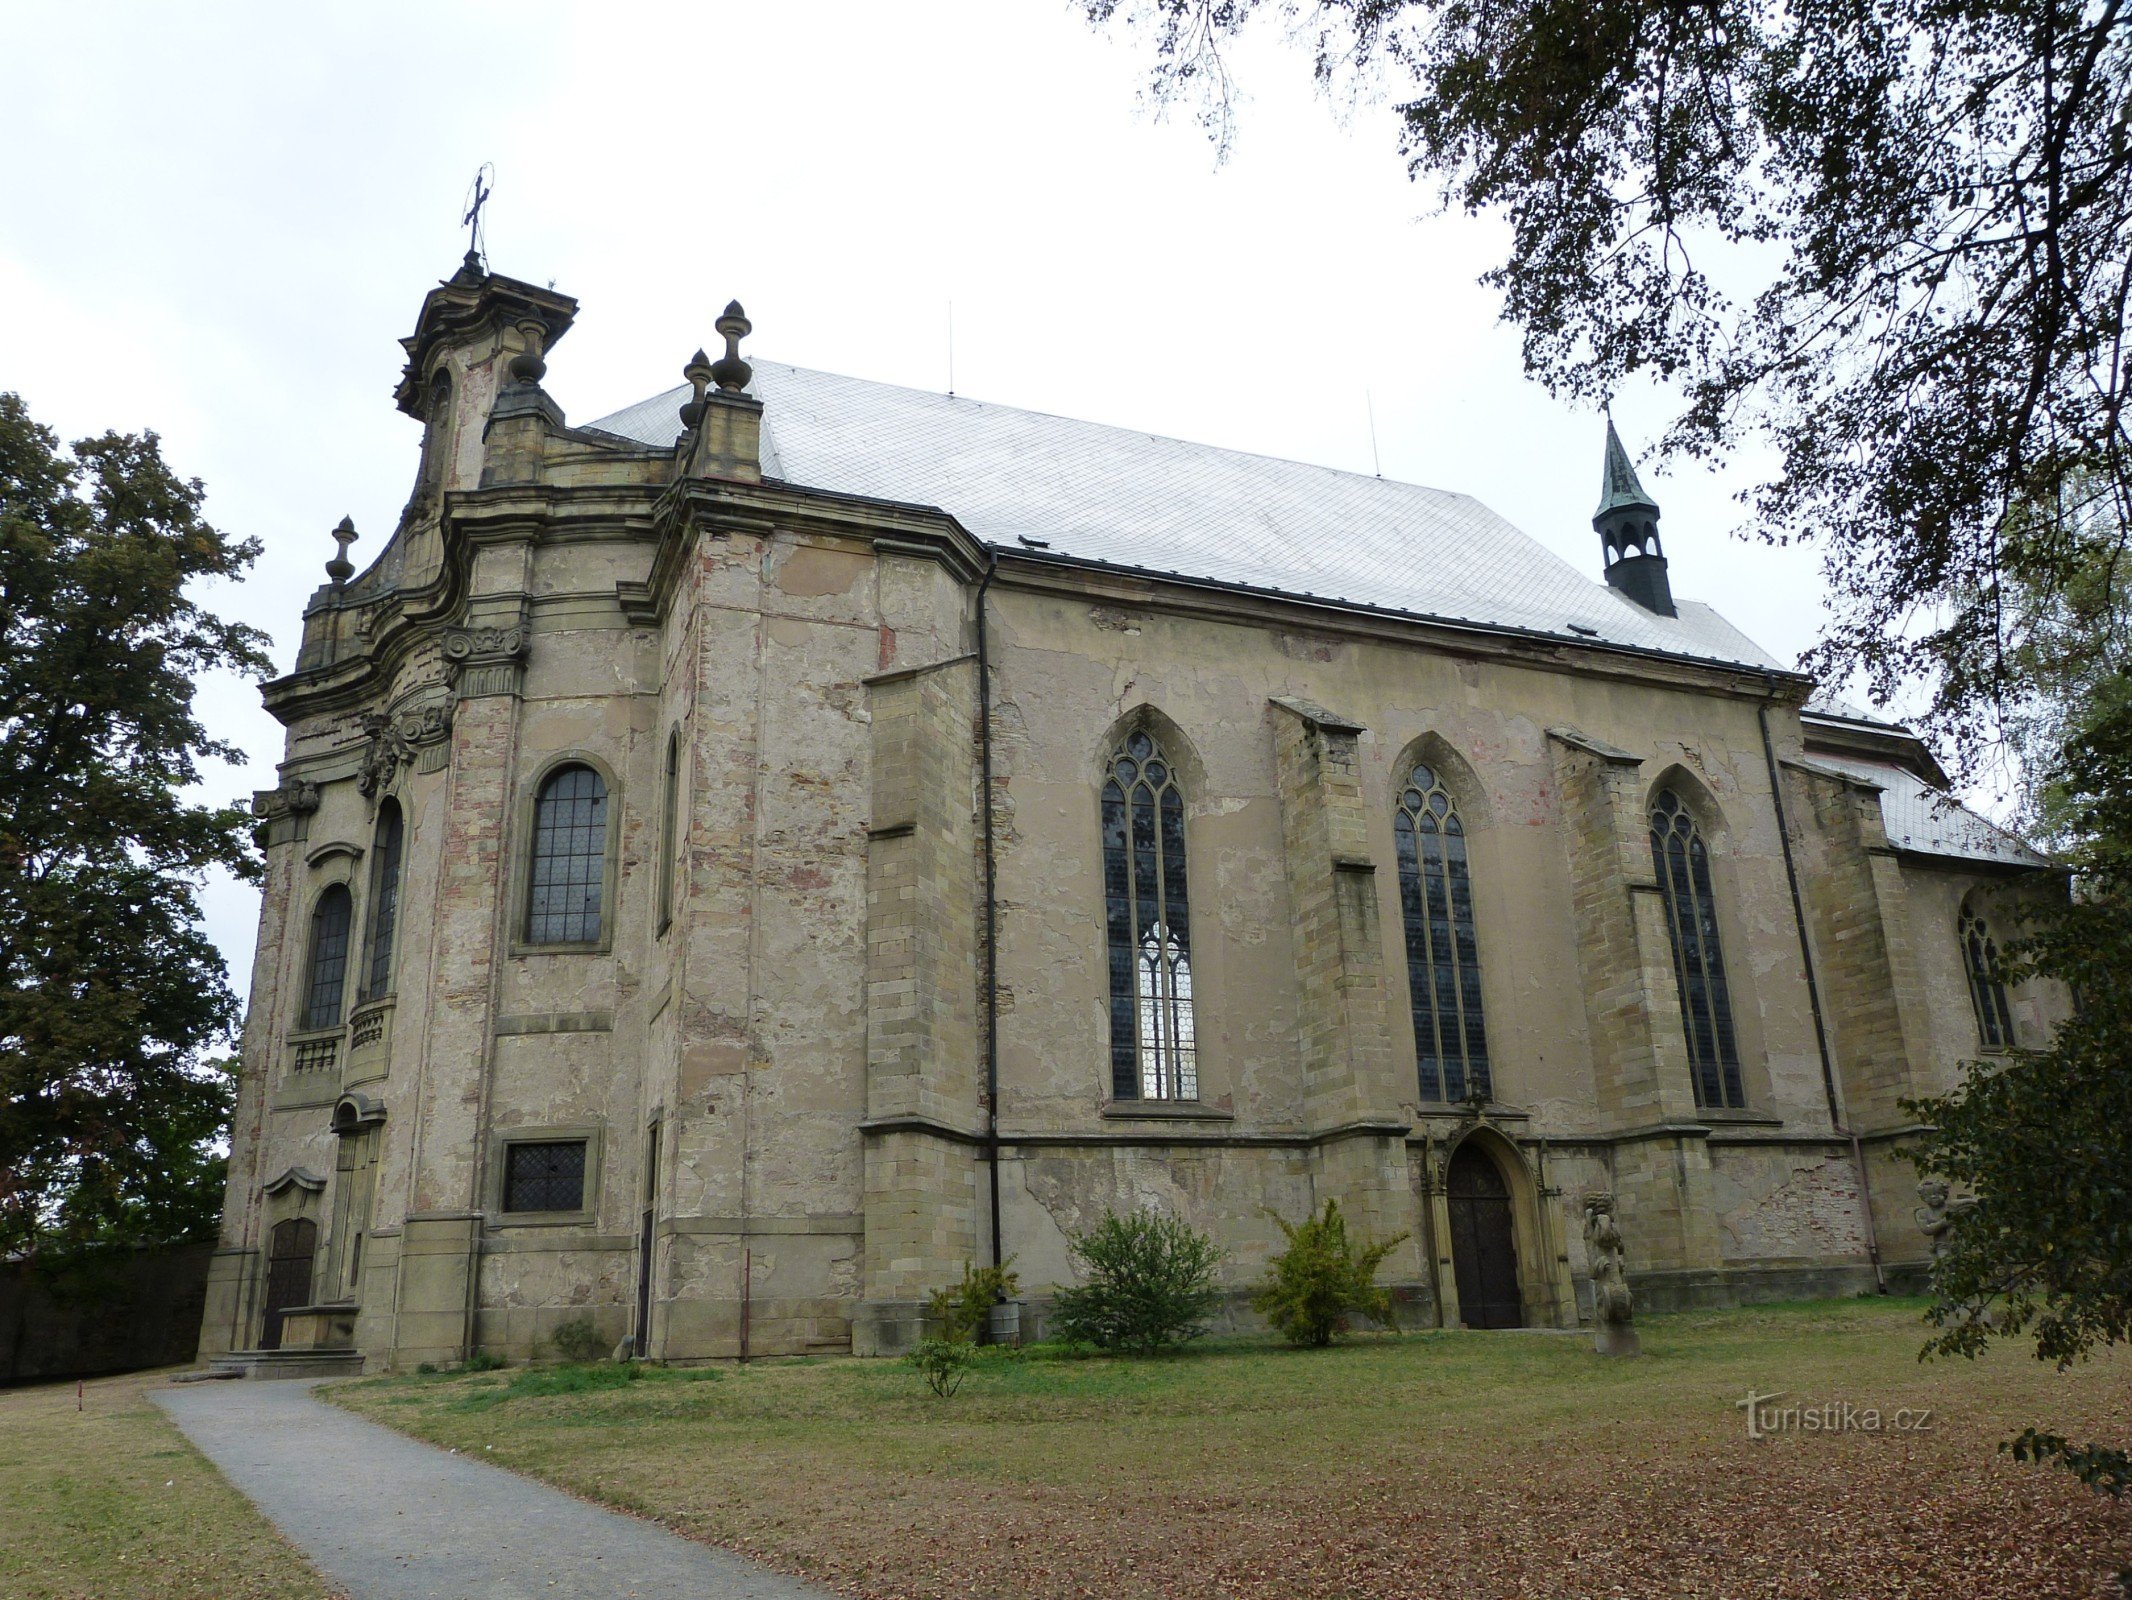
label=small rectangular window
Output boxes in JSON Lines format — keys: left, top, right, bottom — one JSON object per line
{"left": 502, "top": 1140, "right": 587, "bottom": 1213}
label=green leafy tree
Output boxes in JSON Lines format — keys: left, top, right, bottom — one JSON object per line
{"left": 1907, "top": 674, "right": 2132, "bottom": 1496}
{"left": 0, "top": 392, "right": 267, "bottom": 1262}
{"left": 1252, "top": 1198, "right": 1407, "bottom": 1346}
{"left": 1082, "top": 0, "right": 2132, "bottom": 762}
{"left": 1050, "top": 1208, "right": 1226, "bottom": 1354}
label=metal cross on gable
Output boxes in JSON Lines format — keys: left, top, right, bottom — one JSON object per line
{"left": 461, "top": 164, "right": 494, "bottom": 265}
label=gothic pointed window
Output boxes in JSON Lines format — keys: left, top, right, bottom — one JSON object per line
{"left": 361, "top": 800, "right": 404, "bottom": 1000}
{"left": 526, "top": 764, "right": 608, "bottom": 945}
{"left": 1649, "top": 789, "right": 1746, "bottom": 1109}
{"left": 1959, "top": 901, "right": 2015, "bottom": 1051}
{"left": 300, "top": 884, "right": 354, "bottom": 1032}
{"left": 1395, "top": 761, "right": 1491, "bottom": 1103}
{"left": 1101, "top": 729, "right": 1196, "bottom": 1100}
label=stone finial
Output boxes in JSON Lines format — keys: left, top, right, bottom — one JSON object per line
{"left": 709, "top": 300, "right": 753, "bottom": 393}
{"left": 679, "top": 348, "right": 713, "bottom": 429}
{"left": 326, "top": 516, "right": 358, "bottom": 584}
{"left": 508, "top": 315, "right": 548, "bottom": 385}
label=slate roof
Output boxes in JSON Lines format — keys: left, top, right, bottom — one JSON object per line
{"left": 586, "top": 365, "right": 1792, "bottom": 671}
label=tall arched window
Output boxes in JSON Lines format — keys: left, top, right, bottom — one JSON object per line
{"left": 657, "top": 730, "right": 681, "bottom": 934}
{"left": 1959, "top": 900, "right": 2015, "bottom": 1051}
{"left": 1649, "top": 788, "right": 1746, "bottom": 1109}
{"left": 1101, "top": 729, "right": 1196, "bottom": 1101}
{"left": 361, "top": 801, "right": 404, "bottom": 1000}
{"left": 1395, "top": 760, "right": 1491, "bottom": 1103}
{"left": 526, "top": 764, "right": 608, "bottom": 945}
{"left": 300, "top": 885, "right": 354, "bottom": 1031}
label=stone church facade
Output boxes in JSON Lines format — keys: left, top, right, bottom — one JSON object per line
{"left": 199, "top": 257, "right": 2062, "bottom": 1371}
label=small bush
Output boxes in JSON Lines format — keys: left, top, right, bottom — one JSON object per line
{"left": 1252, "top": 1199, "right": 1408, "bottom": 1347}
{"left": 550, "top": 1316, "right": 609, "bottom": 1364}
{"left": 463, "top": 1348, "right": 507, "bottom": 1372}
{"left": 908, "top": 1335, "right": 976, "bottom": 1397}
{"left": 1050, "top": 1209, "right": 1225, "bottom": 1355}
{"left": 927, "top": 1257, "right": 1021, "bottom": 1344}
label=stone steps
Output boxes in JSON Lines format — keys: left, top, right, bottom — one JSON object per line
{"left": 185, "top": 1348, "right": 367, "bottom": 1381}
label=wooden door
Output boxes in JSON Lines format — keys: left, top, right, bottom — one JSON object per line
{"left": 260, "top": 1218, "right": 317, "bottom": 1351}
{"left": 1446, "top": 1146, "right": 1522, "bottom": 1329}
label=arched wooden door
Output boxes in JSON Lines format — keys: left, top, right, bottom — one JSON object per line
{"left": 1446, "top": 1145, "right": 1522, "bottom": 1329}
{"left": 260, "top": 1218, "right": 318, "bottom": 1351}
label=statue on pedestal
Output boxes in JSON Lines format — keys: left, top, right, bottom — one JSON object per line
{"left": 1584, "top": 1192, "right": 1640, "bottom": 1357}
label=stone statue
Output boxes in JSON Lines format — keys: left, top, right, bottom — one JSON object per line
{"left": 1914, "top": 1178, "right": 1972, "bottom": 1262}
{"left": 1583, "top": 1192, "right": 1640, "bottom": 1357}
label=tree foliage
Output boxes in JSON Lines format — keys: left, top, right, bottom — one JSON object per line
{"left": 1049, "top": 1208, "right": 1226, "bottom": 1354}
{"left": 1082, "top": 0, "right": 2132, "bottom": 760}
{"left": 0, "top": 392, "right": 267, "bottom": 1262}
{"left": 1907, "top": 672, "right": 2132, "bottom": 1495}
{"left": 1251, "top": 1198, "right": 1407, "bottom": 1346}
{"left": 926, "top": 1257, "right": 1021, "bottom": 1344}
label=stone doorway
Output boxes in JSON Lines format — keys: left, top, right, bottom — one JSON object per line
{"left": 259, "top": 1218, "right": 318, "bottom": 1351}
{"left": 1446, "top": 1145, "right": 1522, "bottom": 1328}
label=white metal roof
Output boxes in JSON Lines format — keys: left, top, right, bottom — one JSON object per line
{"left": 586, "top": 366, "right": 1796, "bottom": 671}
{"left": 1804, "top": 754, "right": 2049, "bottom": 868}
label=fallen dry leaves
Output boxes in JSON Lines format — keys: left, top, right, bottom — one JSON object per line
{"left": 337, "top": 1304, "right": 2132, "bottom": 1600}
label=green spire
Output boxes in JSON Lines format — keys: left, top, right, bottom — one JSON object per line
{"left": 1594, "top": 418, "right": 1659, "bottom": 521}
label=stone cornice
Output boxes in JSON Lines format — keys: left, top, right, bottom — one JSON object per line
{"left": 996, "top": 552, "right": 1817, "bottom": 704}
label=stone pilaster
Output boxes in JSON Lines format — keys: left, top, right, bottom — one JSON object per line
{"left": 390, "top": 626, "right": 524, "bottom": 1364}
{"left": 1547, "top": 727, "right": 1721, "bottom": 1273}
{"left": 1269, "top": 698, "right": 1419, "bottom": 1285}
{"left": 854, "top": 656, "right": 983, "bottom": 1354}
{"left": 1270, "top": 697, "right": 1401, "bottom": 1128}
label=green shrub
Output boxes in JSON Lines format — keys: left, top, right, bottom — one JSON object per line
{"left": 926, "top": 1257, "right": 1020, "bottom": 1344}
{"left": 549, "top": 1316, "right": 609, "bottom": 1364}
{"left": 1050, "top": 1209, "right": 1225, "bottom": 1354}
{"left": 462, "top": 1348, "right": 507, "bottom": 1372}
{"left": 1251, "top": 1199, "right": 1408, "bottom": 1347}
{"left": 908, "top": 1335, "right": 976, "bottom": 1397}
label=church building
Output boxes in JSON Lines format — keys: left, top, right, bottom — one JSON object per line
{"left": 200, "top": 257, "right": 2060, "bottom": 1371}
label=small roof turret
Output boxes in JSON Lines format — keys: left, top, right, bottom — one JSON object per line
{"left": 1591, "top": 419, "right": 1674, "bottom": 617}
{"left": 1595, "top": 418, "right": 1660, "bottom": 519}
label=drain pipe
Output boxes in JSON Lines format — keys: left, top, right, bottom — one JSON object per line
{"left": 1756, "top": 676, "right": 1886, "bottom": 1292}
{"left": 977, "top": 552, "right": 1003, "bottom": 1275}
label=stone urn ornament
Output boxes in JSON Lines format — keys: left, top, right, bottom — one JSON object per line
{"left": 1583, "top": 1192, "right": 1640, "bottom": 1357}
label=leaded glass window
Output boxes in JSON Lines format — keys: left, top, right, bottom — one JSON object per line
{"left": 1960, "top": 902, "right": 2015, "bottom": 1051}
{"left": 502, "top": 1140, "right": 587, "bottom": 1213}
{"left": 1101, "top": 730, "right": 1196, "bottom": 1100}
{"left": 1649, "top": 789, "right": 1746, "bottom": 1109}
{"left": 526, "top": 764, "right": 608, "bottom": 945}
{"left": 1395, "top": 761, "right": 1491, "bottom": 1103}
{"left": 300, "top": 884, "right": 353, "bottom": 1031}
{"left": 361, "top": 801, "right": 404, "bottom": 1000}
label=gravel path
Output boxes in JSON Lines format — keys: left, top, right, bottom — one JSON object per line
{"left": 154, "top": 1379, "right": 833, "bottom": 1600}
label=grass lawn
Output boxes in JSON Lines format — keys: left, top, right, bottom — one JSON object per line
{"left": 0, "top": 1367, "right": 338, "bottom": 1600}
{"left": 332, "top": 1298, "right": 2132, "bottom": 1600}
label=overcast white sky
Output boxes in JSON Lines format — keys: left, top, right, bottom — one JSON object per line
{"left": 2, "top": 1, "right": 1832, "bottom": 994}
